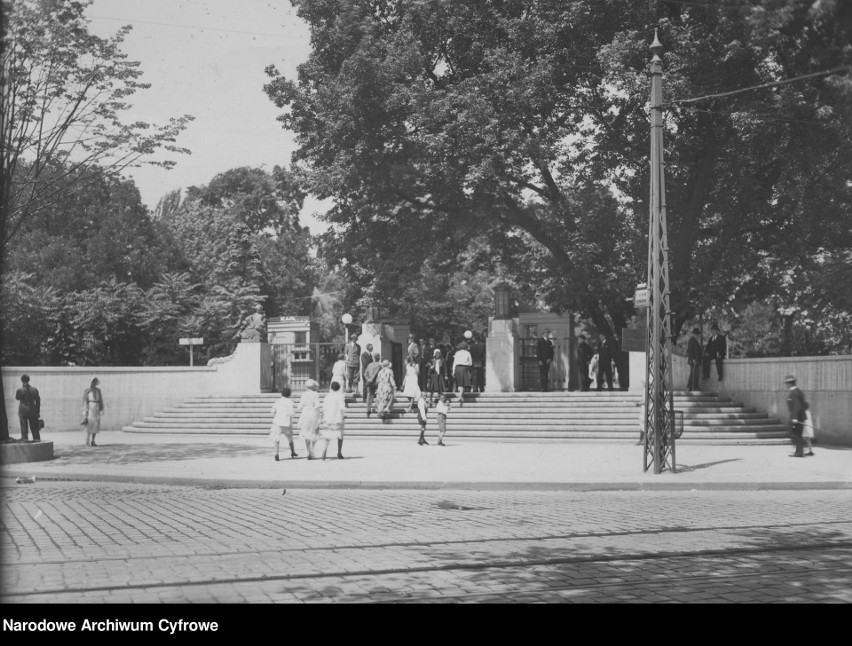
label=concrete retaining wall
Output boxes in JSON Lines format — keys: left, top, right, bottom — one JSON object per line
{"left": 2, "top": 343, "right": 268, "bottom": 434}
{"left": 628, "top": 352, "right": 852, "bottom": 447}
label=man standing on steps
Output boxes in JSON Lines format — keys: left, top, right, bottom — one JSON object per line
{"left": 345, "top": 333, "right": 361, "bottom": 395}
{"left": 363, "top": 352, "right": 383, "bottom": 417}
{"left": 360, "top": 343, "right": 374, "bottom": 400}
{"left": 577, "top": 335, "right": 594, "bottom": 391}
{"left": 703, "top": 323, "right": 727, "bottom": 382}
{"left": 596, "top": 333, "right": 616, "bottom": 391}
{"left": 687, "top": 327, "right": 703, "bottom": 391}
{"left": 536, "top": 329, "right": 554, "bottom": 392}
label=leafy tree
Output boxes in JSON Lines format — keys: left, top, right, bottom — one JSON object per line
{"left": 0, "top": 0, "right": 193, "bottom": 259}
{"left": 264, "top": 0, "right": 852, "bottom": 346}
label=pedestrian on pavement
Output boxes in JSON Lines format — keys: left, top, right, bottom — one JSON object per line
{"left": 375, "top": 360, "right": 397, "bottom": 419}
{"left": 785, "top": 375, "right": 809, "bottom": 458}
{"left": 363, "top": 352, "right": 382, "bottom": 417}
{"left": 703, "top": 323, "right": 727, "bottom": 382}
{"left": 401, "top": 357, "right": 422, "bottom": 413}
{"left": 435, "top": 394, "right": 450, "bottom": 446}
{"left": 82, "top": 377, "right": 104, "bottom": 446}
{"left": 345, "top": 333, "right": 361, "bottom": 394}
{"left": 803, "top": 407, "right": 817, "bottom": 457}
{"left": 269, "top": 387, "right": 297, "bottom": 461}
{"left": 416, "top": 392, "right": 429, "bottom": 445}
{"left": 319, "top": 380, "right": 347, "bottom": 460}
{"left": 577, "top": 335, "right": 594, "bottom": 391}
{"left": 687, "top": 327, "right": 703, "bottom": 391}
{"left": 452, "top": 341, "right": 472, "bottom": 406}
{"left": 298, "top": 379, "right": 322, "bottom": 459}
{"left": 16, "top": 374, "right": 41, "bottom": 442}
{"left": 428, "top": 348, "right": 446, "bottom": 405}
{"left": 536, "top": 329, "right": 555, "bottom": 392}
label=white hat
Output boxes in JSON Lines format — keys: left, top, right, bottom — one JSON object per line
{"left": 305, "top": 379, "right": 319, "bottom": 391}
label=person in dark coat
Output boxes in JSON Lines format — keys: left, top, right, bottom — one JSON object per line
{"left": 703, "top": 323, "right": 727, "bottom": 382}
{"left": 785, "top": 375, "right": 809, "bottom": 458}
{"left": 15, "top": 374, "right": 41, "bottom": 442}
{"left": 419, "top": 337, "right": 435, "bottom": 391}
{"left": 536, "top": 329, "right": 555, "bottom": 392}
{"left": 577, "top": 335, "right": 594, "bottom": 391}
{"left": 687, "top": 327, "right": 703, "bottom": 391}
{"left": 596, "top": 334, "right": 616, "bottom": 391}
{"left": 363, "top": 352, "right": 383, "bottom": 417}
{"left": 470, "top": 335, "right": 486, "bottom": 393}
{"left": 359, "top": 343, "right": 374, "bottom": 400}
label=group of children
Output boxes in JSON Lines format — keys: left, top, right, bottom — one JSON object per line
{"left": 268, "top": 381, "right": 451, "bottom": 460}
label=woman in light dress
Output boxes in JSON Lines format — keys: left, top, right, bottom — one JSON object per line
{"left": 374, "top": 360, "right": 397, "bottom": 419}
{"left": 82, "top": 377, "right": 105, "bottom": 446}
{"left": 401, "top": 358, "right": 421, "bottom": 412}
{"left": 330, "top": 353, "right": 346, "bottom": 391}
{"left": 298, "top": 379, "right": 322, "bottom": 459}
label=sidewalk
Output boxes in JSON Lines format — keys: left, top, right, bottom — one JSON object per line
{"left": 1, "top": 430, "right": 850, "bottom": 491}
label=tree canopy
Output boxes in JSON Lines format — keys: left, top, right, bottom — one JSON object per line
{"left": 264, "top": 0, "right": 852, "bottom": 351}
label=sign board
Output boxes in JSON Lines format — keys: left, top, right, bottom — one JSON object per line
{"left": 621, "top": 328, "right": 647, "bottom": 353}
{"left": 179, "top": 337, "right": 204, "bottom": 345}
{"left": 633, "top": 287, "right": 650, "bottom": 309}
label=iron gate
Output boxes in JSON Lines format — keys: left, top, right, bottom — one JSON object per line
{"left": 271, "top": 343, "right": 345, "bottom": 392}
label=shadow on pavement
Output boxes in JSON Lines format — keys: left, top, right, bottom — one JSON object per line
{"left": 676, "top": 458, "right": 742, "bottom": 473}
{"left": 51, "top": 442, "right": 264, "bottom": 465}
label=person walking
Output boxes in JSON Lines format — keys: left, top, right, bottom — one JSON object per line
{"left": 419, "top": 337, "right": 434, "bottom": 391}
{"left": 597, "top": 334, "right": 616, "bottom": 391}
{"left": 363, "top": 352, "right": 383, "bottom": 417}
{"left": 687, "top": 327, "right": 703, "bottom": 391}
{"left": 360, "top": 343, "right": 374, "bottom": 400}
{"left": 269, "top": 387, "right": 298, "bottom": 460}
{"left": 15, "top": 374, "right": 41, "bottom": 442}
{"left": 536, "top": 329, "right": 554, "bottom": 392}
{"left": 703, "top": 323, "right": 727, "bottom": 382}
{"left": 439, "top": 334, "right": 455, "bottom": 392}
{"left": 416, "top": 392, "right": 429, "bottom": 445}
{"left": 82, "top": 377, "right": 104, "bottom": 446}
{"left": 375, "top": 360, "right": 397, "bottom": 419}
{"left": 785, "top": 375, "right": 809, "bottom": 458}
{"left": 435, "top": 394, "right": 450, "bottom": 446}
{"left": 577, "top": 335, "right": 594, "bottom": 391}
{"left": 319, "top": 381, "right": 347, "bottom": 460}
{"left": 298, "top": 379, "right": 322, "bottom": 459}
{"left": 344, "top": 333, "right": 361, "bottom": 394}
{"left": 401, "top": 358, "right": 421, "bottom": 413}
{"left": 452, "top": 341, "right": 473, "bottom": 407}
{"left": 330, "top": 353, "right": 346, "bottom": 391}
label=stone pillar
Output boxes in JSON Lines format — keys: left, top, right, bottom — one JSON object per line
{"left": 211, "top": 342, "right": 270, "bottom": 394}
{"left": 486, "top": 317, "right": 519, "bottom": 392}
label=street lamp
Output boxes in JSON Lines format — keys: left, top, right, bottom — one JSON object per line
{"left": 341, "top": 313, "right": 352, "bottom": 345}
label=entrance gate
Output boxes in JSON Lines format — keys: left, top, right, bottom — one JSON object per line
{"left": 271, "top": 343, "right": 345, "bottom": 392}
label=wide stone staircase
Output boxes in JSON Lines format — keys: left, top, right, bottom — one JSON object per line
{"left": 123, "top": 390, "right": 790, "bottom": 444}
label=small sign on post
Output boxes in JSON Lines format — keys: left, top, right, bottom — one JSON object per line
{"left": 633, "top": 284, "right": 650, "bottom": 309}
{"left": 179, "top": 337, "right": 204, "bottom": 366}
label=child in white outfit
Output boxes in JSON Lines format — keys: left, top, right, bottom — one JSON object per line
{"left": 269, "top": 388, "right": 297, "bottom": 460}
{"left": 435, "top": 395, "right": 450, "bottom": 446}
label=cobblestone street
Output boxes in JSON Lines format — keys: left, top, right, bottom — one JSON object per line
{"left": 2, "top": 483, "right": 851, "bottom": 604}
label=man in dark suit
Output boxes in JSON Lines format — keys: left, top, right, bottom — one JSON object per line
{"left": 15, "top": 374, "right": 41, "bottom": 442}
{"left": 597, "top": 334, "right": 616, "bottom": 391}
{"left": 419, "top": 338, "right": 434, "bottom": 391}
{"left": 470, "top": 335, "right": 486, "bottom": 392}
{"left": 687, "top": 327, "right": 703, "bottom": 391}
{"left": 577, "top": 335, "right": 594, "bottom": 391}
{"left": 363, "top": 352, "right": 383, "bottom": 417}
{"left": 360, "top": 343, "right": 374, "bottom": 400}
{"left": 785, "top": 375, "right": 808, "bottom": 458}
{"left": 536, "top": 329, "right": 554, "bottom": 392}
{"left": 703, "top": 323, "right": 727, "bottom": 382}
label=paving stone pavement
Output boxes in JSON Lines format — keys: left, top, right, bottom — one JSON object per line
{"left": 2, "top": 483, "right": 851, "bottom": 604}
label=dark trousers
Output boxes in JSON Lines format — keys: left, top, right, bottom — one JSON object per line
{"left": 579, "top": 362, "right": 591, "bottom": 391}
{"left": 539, "top": 360, "right": 551, "bottom": 391}
{"left": 365, "top": 384, "right": 377, "bottom": 413}
{"left": 346, "top": 365, "right": 360, "bottom": 392}
{"left": 19, "top": 414, "right": 40, "bottom": 441}
{"left": 791, "top": 421, "right": 804, "bottom": 455}
{"left": 471, "top": 367, "right": 484, "bottom": 392}
{"left": 703, "top": 356, "right": 724, "bottom": 380}
{"left": 687, "top": 362, "right": 701, "bottom": 391}
{"left": 597, "top": 362, "right": 613, "bottom": 390}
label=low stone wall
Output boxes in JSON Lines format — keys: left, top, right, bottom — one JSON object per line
{"left": 0, "top": 441, "right": 54, "bottom": 465}
{"left": 2, "top": 343, "right": 270, "bottom": 435}
{"left": 629, "top": 352, "right": 852, "bottom": 447}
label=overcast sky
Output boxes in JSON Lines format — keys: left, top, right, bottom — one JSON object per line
{"left": 86, "top": 0, "right": 329, "bottom": 233}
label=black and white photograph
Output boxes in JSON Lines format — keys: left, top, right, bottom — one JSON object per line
{"left": 2, "top": 0, "right": 851, "bottom": 614}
